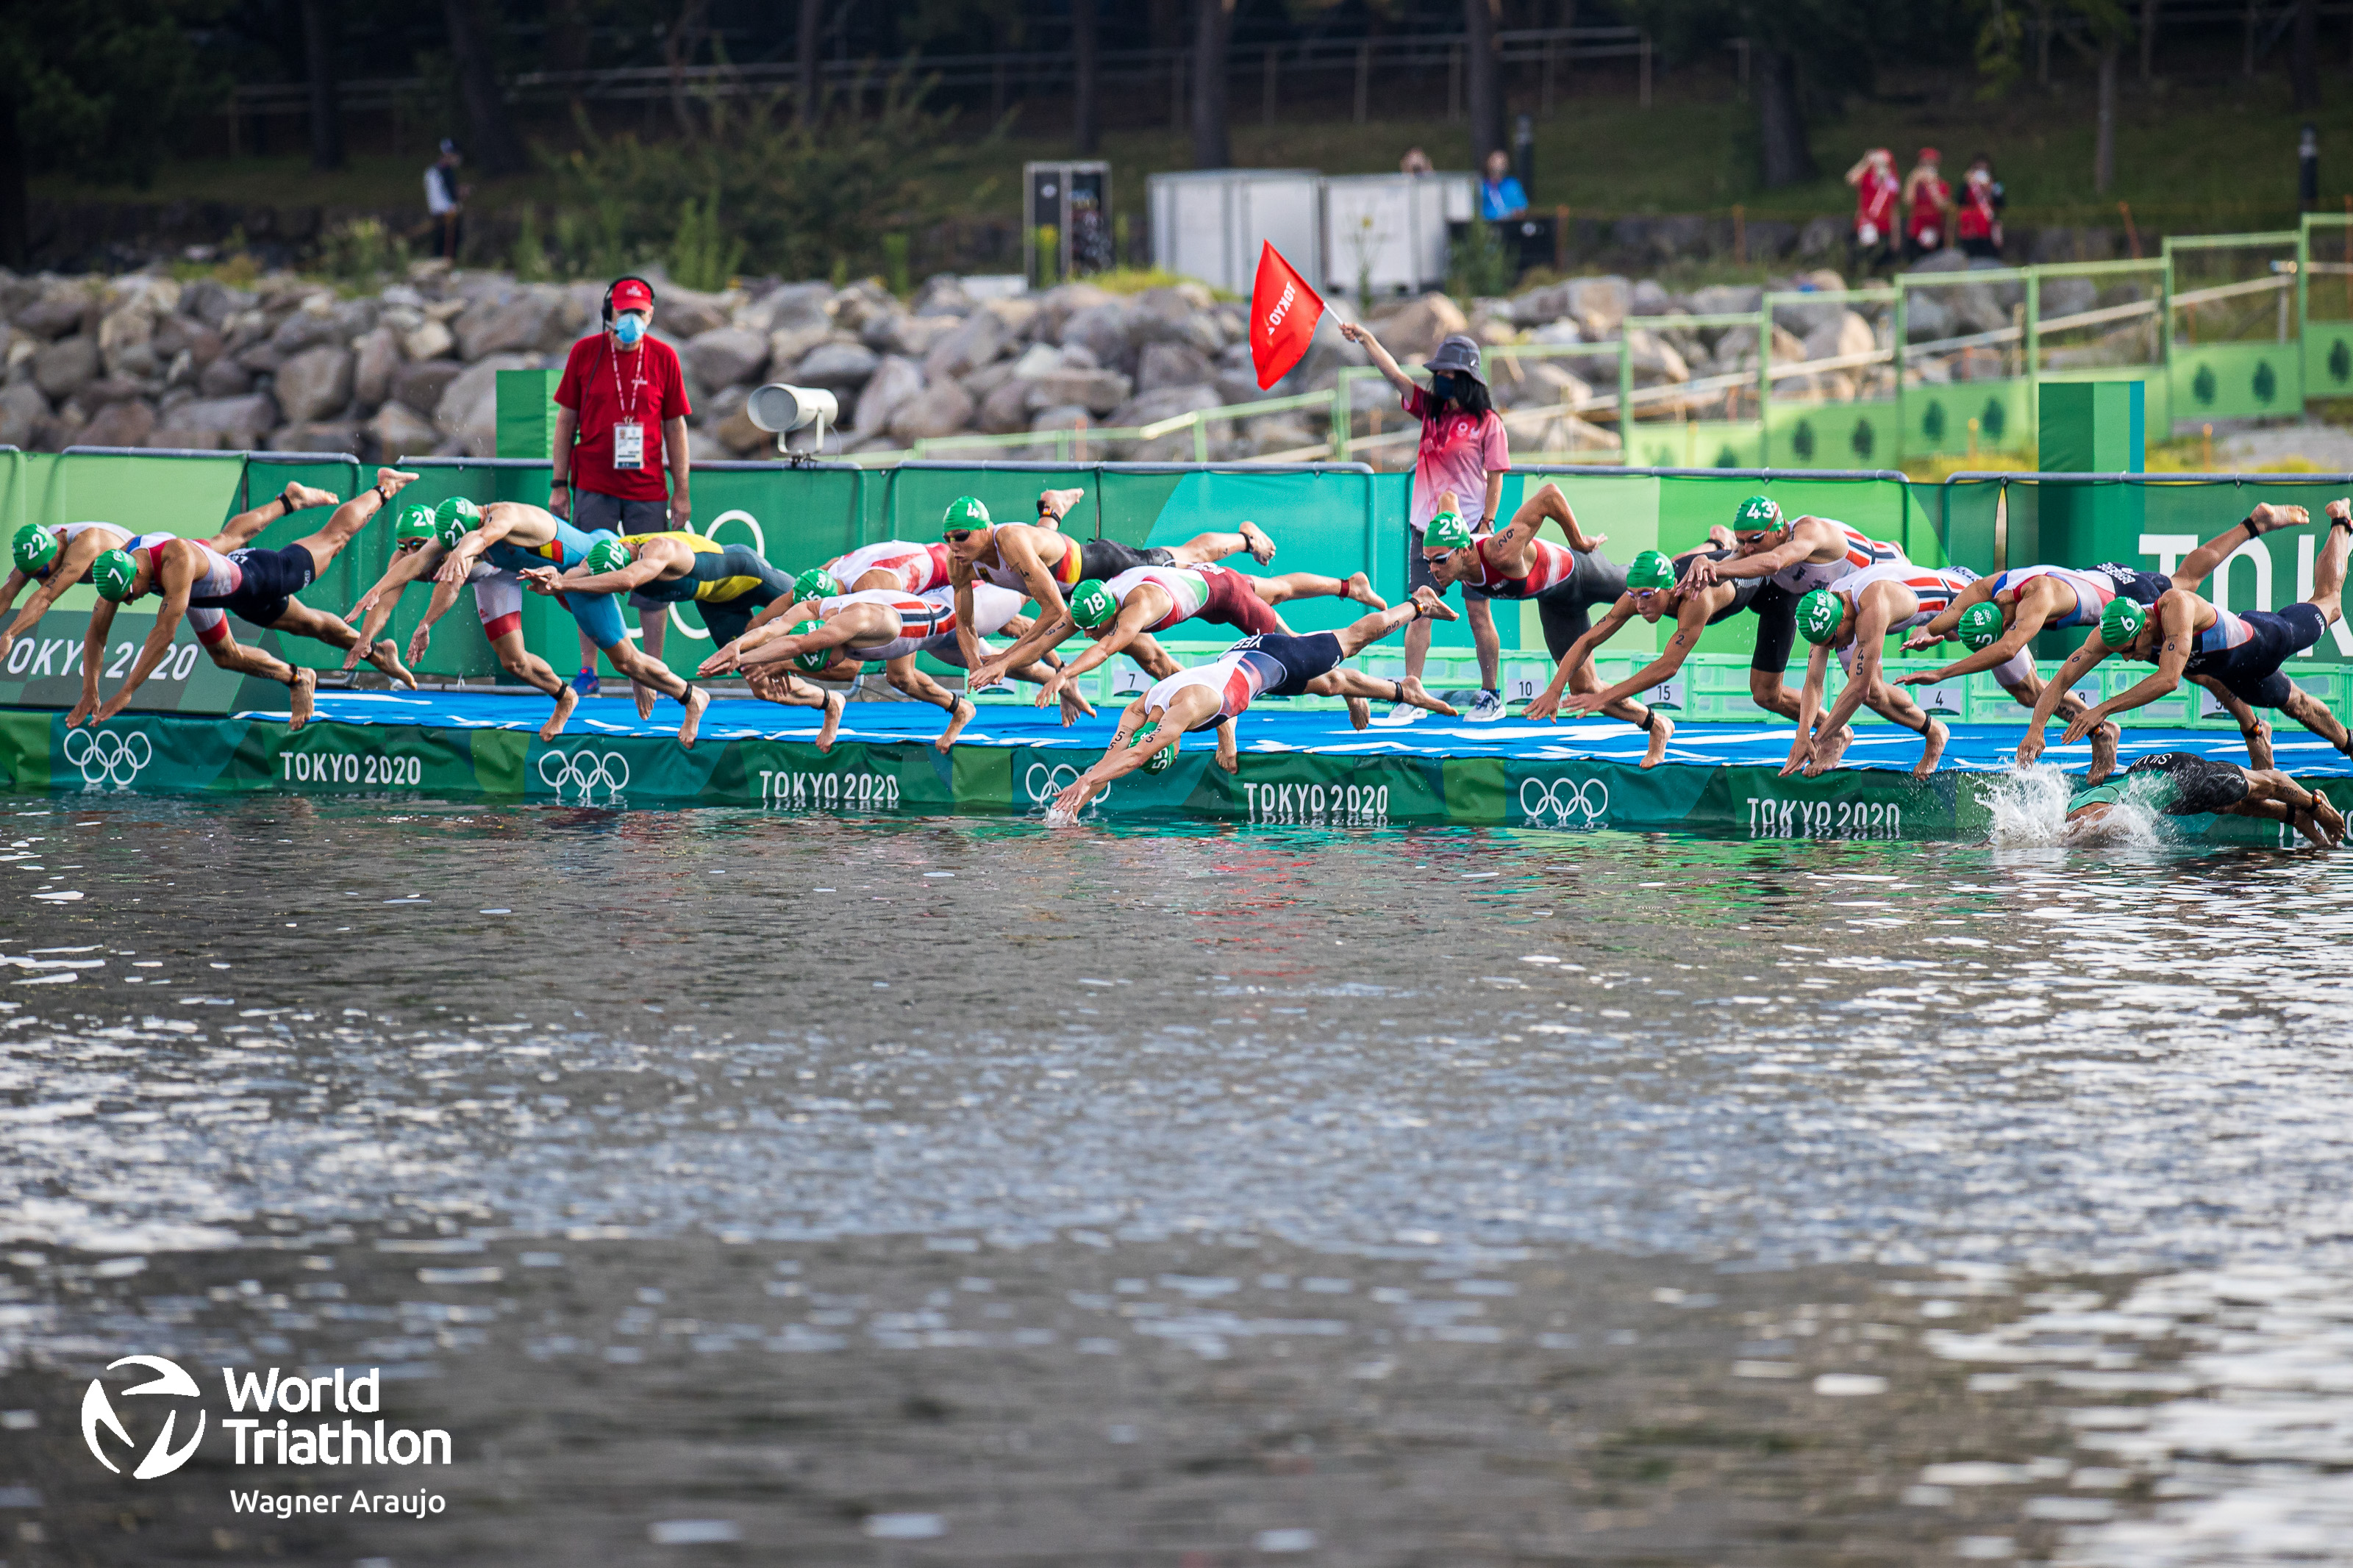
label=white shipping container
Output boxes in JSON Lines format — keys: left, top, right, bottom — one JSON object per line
{"left": 1320, "top": 173, "right": 1477, "bottom": 299}
{"left": 1147, "top": 170, "right": 1324, "bottom": 296}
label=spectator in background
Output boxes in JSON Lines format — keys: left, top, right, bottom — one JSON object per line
{"left": 1957, "top": 153, "right": 2005, "bottom": 259}
{"left": 424, "top": 140, "right": 465, "bottom": 261}
{"left": 1903, "top": 146, "right": 1952, "bottom": 261}
{"left": 1399, "top": 146, "right": 1435, "bottom": 176}
{"left": 1479, "top": 149, "right": 1529, "bottom": 220}
{"left": 2300, "top": 124, "right": 2320, "bottom": 213}
{"left": 551, "top": 276, "right": 694, "bottom": 702}
{"left": 1845, "top": 147, "right": 1899, "bottom": 275}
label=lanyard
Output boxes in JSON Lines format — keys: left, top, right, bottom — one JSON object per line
{"left": 608, "top": 340, "right": 648, "bottom": 425}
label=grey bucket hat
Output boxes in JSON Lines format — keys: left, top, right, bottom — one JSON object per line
{"left": 1424, "top": 334, "right": 1485, "bottom": 384}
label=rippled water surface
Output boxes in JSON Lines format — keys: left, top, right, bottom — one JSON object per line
{"left": 4, "top": 799, "right": 2353, "bottom": 1565}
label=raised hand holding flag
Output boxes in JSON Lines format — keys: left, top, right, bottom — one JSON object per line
{"left": 1250, "top": 243, "right": 1327, "bottom": 390}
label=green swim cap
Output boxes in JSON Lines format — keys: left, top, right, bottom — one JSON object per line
{"left": 793, "top": 645, "right": 834, "bottom": 674}
{"left": 2099, "top": 596, "right": 2149, "bottom": 648}
{"left": 1732, "top": 494, "right": 1782, "bottom": 531}
{"left": 1957, "top": 600, "right": 2005, "bottom": 651}
{"left": 1068, "top": 579, "right": 1118, "bottom": 632}
{"left": 583, "top": 537, "right": 632, "bottom": 576}
{"left": 390, "top": 503, "right": 438, "bottom": 549}
{"left": 1796, "top": 587, "right": 1846, "bottom": 645}
{"left": 943, "top": 495, "right": 990, "bottom": 534}
{"left": 1626, "top": 549, "right": 1674, "bottom": 592}
{"left": 1424, "top": 511, "right": 1475, "bottom": 551}
{"left": 793, "top": 568, "right": 840, "bottom": 602}
{"left": 90, "top": 548, "right": 139, "bottom": 603}
{"left": 433, "top": 496, "right": 480, "bottom": 531}
{"left": 11, "top": 524, "right": 57, "bottom": 577}
{"left": 1133, "top": 718, "right": 1174, "bottom": 773}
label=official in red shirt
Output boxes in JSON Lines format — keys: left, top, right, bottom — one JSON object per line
{"left": 1902, "top": 147, "right": 1952, "bottom": 262}
{"left": 551, "top": 276, "right": 694, "bottom": 693}
{"left": 1843, "top": 147, "right": 1899, "bottom": 275}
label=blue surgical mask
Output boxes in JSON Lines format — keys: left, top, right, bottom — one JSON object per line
{"left": 1430, "top": 373, "right": 1457, "bottom": 401}
{"left": 613, "top": 312, "right": 648, "bottom": 346}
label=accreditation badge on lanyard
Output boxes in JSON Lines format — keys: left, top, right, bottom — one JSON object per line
{"left": 609, "top": 343, "right": 649, "bottom": 470}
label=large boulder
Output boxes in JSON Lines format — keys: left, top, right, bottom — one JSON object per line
{"left": 651, "top": 285, "right": 731, "bottom": 338}
{"left": 908, "top": 274, "right": 974, "bottom": 318}
{"left": 368, "top": 401, "right": 440, "bottom": 459}
{"left": 1032, "top": 282, "right": 1118, "bottom": 343}
{"left": 401, "top": 318, "right": 457, "bottom": 362}
{"left": 454, "top": 291, "right": 558, "bottom": 360}
{"left": 1007, "top": 342, "right": 1068, "bottom": 379}
{"left": 179, "top": 279, "right": 252, "bottom": 329}
{"left": 865, "top": 312, "right": 960, "bottom": 357}
{"left": 2039, "top": 276, "right": 2099, "bottom": 323}
{"left": 741, "top": 281, "right": 833, "bottom": 336}
{"left": 1622, "top": 328, "right": 1690, "bottom": 384}
{"left": 850, "top": 355, "right": 925, "bottom": 440}
{"left": 274, "top": 344, "right": 354, "bottom": 425}
{"left": 1903, "top": 291, "right": 1954, "bottom": 344}
{"left": 351, "top": 328, "right": 400, "bottom": 411}
{"left": 1024, "top": 368, "right": 1132, "bottom": 415}
{"left": 16, "top": 291, "right": 92, "bottom": 341}
{"left": 1107, "top": 384, "right": 1224, "bottom": 459}
{"left": 154, "top": 393, "right": 279, "bottom": 451}
{"left": 392, "top": 359, "right": 464, "bottom": 416}
{"left": 1562, "top": 276, "right": 1632, "bottom": 338}
{"left": 1371, "top": 293, "right": 1470, "bottom": 359}
{"left": 714, "top": 402, "right": 771, "bottom": 457}
{"left": 1136, "top": 340, "right": 1215, "bottom": 393}
{"left": 886, "top": 379, "right": 977, "bottom": 443}
{"left": 1688, "top": 284, "right": 1763, "bottom": 318}
{"left": 197, "top": 358, "right": 254, "bottom": 398}
{"left": 0, "top": 384, "right": 49, "bottom": 448}
{"left": 1802, "top": 309, "right": 1876, "bottom": 365}
{"left": 432, "top": 354, "right": 535, "bottom": 457}
{"left": 793, "top": 340, "right": 880, "bottom": 392}
{"left": 268, "top": 303, "right": 342, "bottom": 357}
{"left": 684, "top": 326, "right": 769, "bottom": 389}
{"left": 33, "top": 337, "right": 99, "bottom": 401}
{"left": 1057, "top": 301, "right": 1140, "bottom": 374}
{"left": 977, "top": 378, "right": 1035, "bottom": 434}
{"left": 1129, "top": 287, "right": 1225, "bottom": 354}
{"left": 922, "top": 311, "right": 1005, "bottom": 382}
{"left": 78, "top": 397, "right": 154, "bottom": 449}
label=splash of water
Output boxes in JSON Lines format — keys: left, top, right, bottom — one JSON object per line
{"left": 1980, "top": 764, "right": 2166, "bottom": 848}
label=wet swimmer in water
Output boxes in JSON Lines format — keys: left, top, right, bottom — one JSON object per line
{"left": 342, "top": 503, "right": 581, "bottom": 742}
{"left": 1048, "top": 590, "right": 1460, "bottom": 820}
{"left": 2065, "top": 751, "right": 2343, "bottom": 848}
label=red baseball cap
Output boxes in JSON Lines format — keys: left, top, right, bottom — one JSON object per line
{"left": 610, "top": 278, "right": 653, "bottom": 314}
{"left": 1918, "top": 146, "right": 1941, "bottom": 164}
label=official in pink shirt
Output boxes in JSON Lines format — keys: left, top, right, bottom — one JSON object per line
{"left": 1337, "top": 323, "right": 1513, "bottom": 722}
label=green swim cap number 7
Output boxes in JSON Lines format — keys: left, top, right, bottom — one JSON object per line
{"left": 1068, "top": 579, "right": 1118, "bottom": 632}
{"left": 1795, "top": 587, "right": 1846, "bottom": 645}
{"left": 2099, "top": 596, "right": 2149, "bottom": 648}
{"left": 90, "top": 548, "right": 140, "bottom": 603}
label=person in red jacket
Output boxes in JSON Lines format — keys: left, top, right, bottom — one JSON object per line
{"left": 550, "top": 276, "right": 694, "bottom": 697}
{"left": 1843, "top": 148, "right": 1899, "bottom": 275}
{"left": 1956, "top": 153, "right": 2005, "bottom": 260}
{"left": 1902, "top": 147, "right": 1952, "bottom": 262}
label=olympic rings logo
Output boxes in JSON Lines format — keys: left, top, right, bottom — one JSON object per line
{"left": 62, "top": 728, "right": 153, "bottom": 788}
{"left": 538, "top": 750, "right": 631, "bottom": 798}
{"left": 1023, "top": 761, "right": 1109, "bottom": 812}
{"left": 1519, "top": 776, "right": 1609, "bottom": 826}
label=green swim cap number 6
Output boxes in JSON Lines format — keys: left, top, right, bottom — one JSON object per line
{"left": 2099, "top": 596, "right": 2149, "bottom": 648}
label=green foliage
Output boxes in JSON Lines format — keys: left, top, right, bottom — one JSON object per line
{"left": 666, "top": 193, "right": 745, "bottom": 293}
{"left": 512, "top": 205, "right": 551, "bottom": 283}
{"left": 317, "top": 218, "right": 408, "bottom": 285}
{"left": 0, "top": 0, "right": 224, "bottom": 190}
{"left": 547, "top": 69, "right": 972, "bottom": 284}
{"left": 1448, "top": 221, "right": 1515, "bottom": 302}
{"left": 882, "top": 232, "right": 911, "bottom": 297}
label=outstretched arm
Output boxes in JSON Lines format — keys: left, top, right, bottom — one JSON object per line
{"left": 1901, "top": 590, "right": 2052, "bottom": 684}
{"left": 1502, "top": 481, "right": 1602, "bottom": 555}
{"left": 1336, "top": 321, "right": 1418, "bottom": 397}
{"left": 65, "top": 600, "right": 121, "bottom": 727}
{"left": 1815, "top": 597, "right": 1896, "bottom": 740}
{"left": 438, "top": 505, "right": 517, "bottom": 581}
{"left": 1031, "top": 601, "right": 1154, "bottom": 701}
{"left": 549, "top": 554, "right": 669, "bottom": 595}
{"left": 402, "top": 573, "right": 471, "bottom": 666}
{"left": 1564, "top": 598, "right": 1713, "bottom": 712}
{"left": 92, "top": 576, "right": 194, "bottom": 722}
{"left": 972, "top": 606, "right": 1079, "bottom": 690}
{"left": 2064, "top": 597, "right": 2196, "bottom": 740}
{"left": 1688, "top": 518, "right": 1831, "bottom": 584}
{"left": 2018, "top": 635, "right": 2116, "bottom": 765}
{"left": 1527, "top": 595, "right": 1636, "bottom": 720}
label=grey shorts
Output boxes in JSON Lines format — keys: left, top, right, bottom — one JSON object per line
{"left": 1408, "top": 527, "right": 1491, "bottom": 602}
{"left": 571, "top": 489, "right": 674, "bottom": 611}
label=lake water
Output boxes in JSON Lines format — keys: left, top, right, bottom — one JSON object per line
{"left": 4, "top": 798, "right": 2352, "bottom": 1565}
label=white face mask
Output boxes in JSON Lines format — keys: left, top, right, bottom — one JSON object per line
{"left": 613, "top": 312, "right": 649, "bottom": 346}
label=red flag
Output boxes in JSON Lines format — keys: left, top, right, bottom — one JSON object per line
{"left": 1250, "top": 242, "right": 1326, "bottom": 390}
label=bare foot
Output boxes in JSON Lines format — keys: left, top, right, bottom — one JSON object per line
{"left": 1239, "top": 521, "right": 1276, "bottom": 564}
{"left": 814, "top": 690, "right": 844, "bottom": 753}
{"left": 1346, "top": 695, "right": 1371, "bottom": 729}
{"left": 1410, "top": 586, "right": 1459, "bottom": 623}
{"left": 367, "top": 640, "right": 418, "bottom": 690}
{"left": 2246, "top": 716, "right": 2276, "bottom": 770}
{"left": 1400, "top": 676, "right": 1457, "bottom": 717}
{"left": 2088, "top": 721, "right": 2119, "bottom": 782}
{"left": 1344, "top": 571, "right": 1385, "bottom": 609}
{"left": 539, "top": 684, "right": 579, "bottom": 740}
{"left": 2314, "top": 794, "right": 2346, "bottom": 845}
{"left": 1641, "top": 712, "right": 1673, "bottom": 769}
{"left": 676, "top": 684, "right": 708, "bottom": 748}
{"left": 634, "top": 680, "right": 657, "bottom": 721}
{"left": 1707, "top": 524, "right": 1736, "bottom": 550}
{"left": 287, "top": 667, "right": 317, "bottom": 732}
{"left": 286, "top": 482, "right": 341, "bottom": 511}
{"left": 1215, "top": 750, "right": 1240, "bottom": 775}
{"left": 1810, "top": 726, "right": 1854, "bottom": 773}
{"left": 1038, "top": 487, "right": 1084, "bottom": 526}
{"left": 934, "top": 695, "right": 974, "bottom": 752}
{"left": 1912, "top": 717, "right": 1949, "bottom": 778}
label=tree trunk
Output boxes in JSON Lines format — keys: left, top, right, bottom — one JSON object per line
{"left": 2094, "top": 38, "right": 2118, "bottom": 193}
{"left": 1190, "top": 0, "right": 1232, "bottom": 170}
{"left": 2138, "top": 0, "right": 2159, "bottom": 82}
{"left": 2292, "top": 0, "right": 2319, "bottom": 109}
{"left": 796, "top": 0, "right": 823, "bottom": 127}
{"left": 300, "top": 0, "right": 343, "bottom": 171}
{"left": 0, "top": 109, "right": 25, "bottom": 271}
{"left": 1753, "top": 46, "right": 1814, "bottom": 190}
{"left": 1463, "top": 0, "right": 1504, "bottom": 170}
{"left": 663, "top": 0, "right": 710, "bottom": 140}
{"left": 1072, "top": 0, "right": 1099, "bottom": 155}
{"left": 545, "top": 0, "right": 590, "bottom": 117}
{"left": 441, "top": 0, "right": 524, "bottom": 175}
